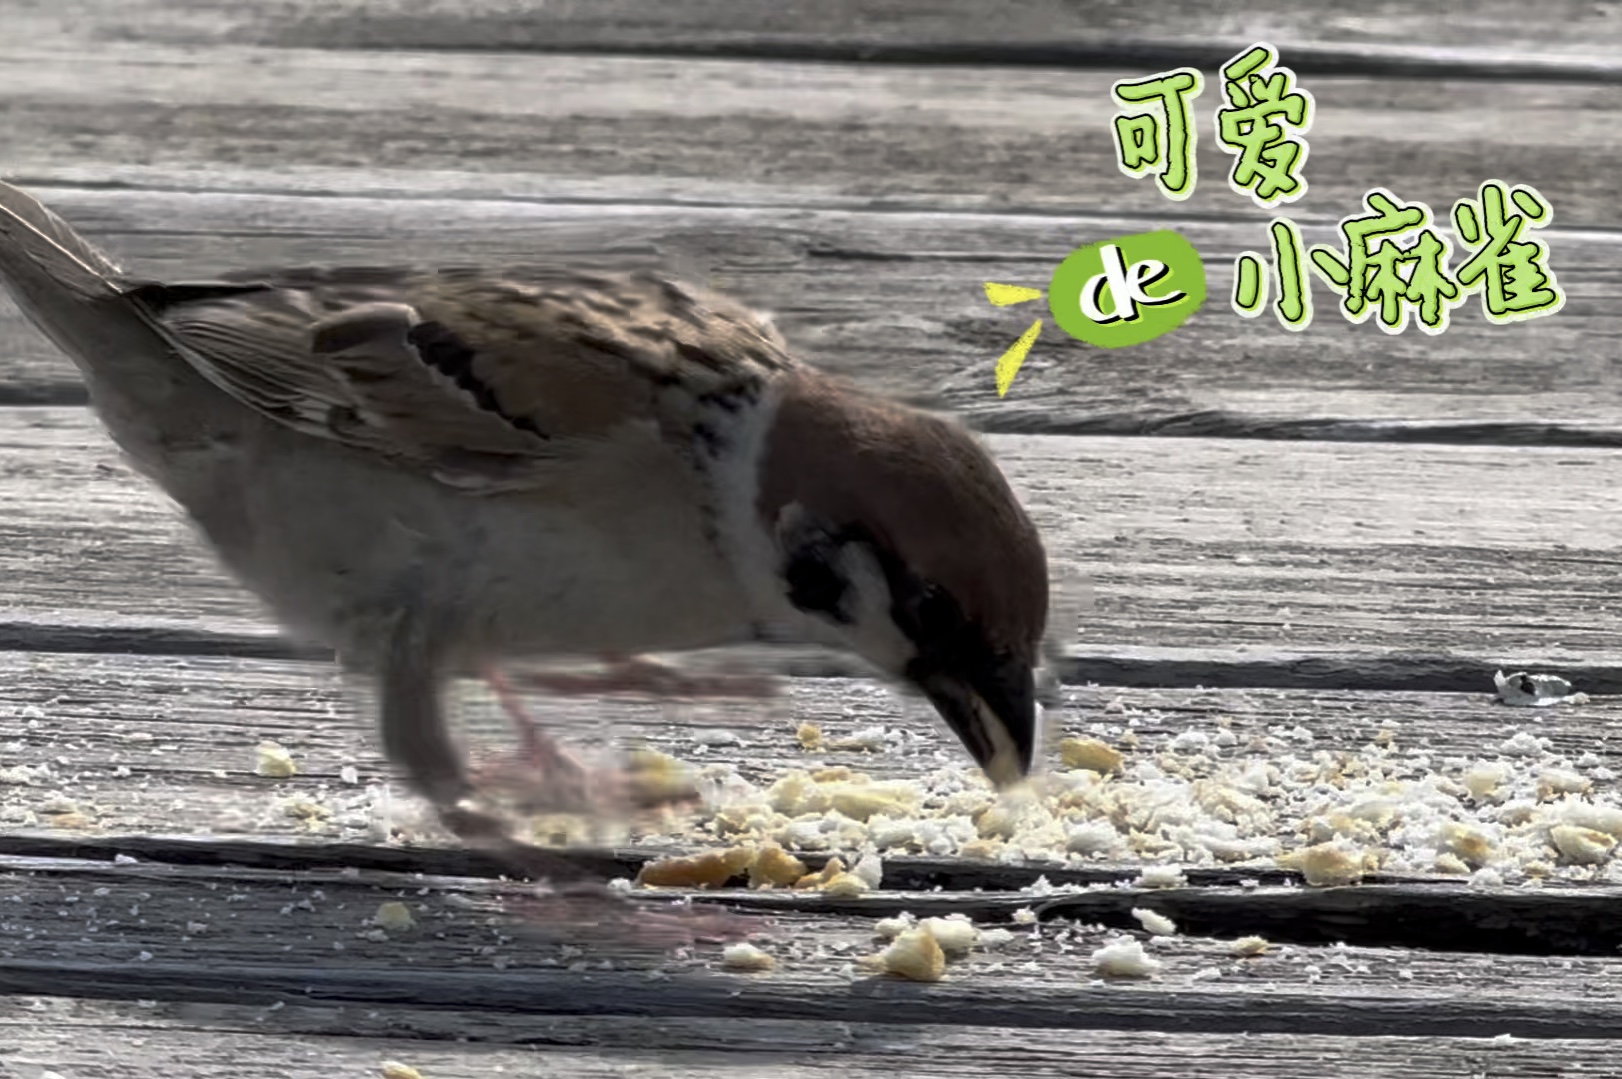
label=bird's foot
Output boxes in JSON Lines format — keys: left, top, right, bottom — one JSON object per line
{"left": 434, "top": 802, "right": 757, "bottom": 949}
{"left": 510, "top": 654, "right": 782, "bottom": 700}
{"left": 473, "top": 666, "right": 701, "bottom": 819}
{"left": 509, "top": 883, "right": 760, "bottom": 948}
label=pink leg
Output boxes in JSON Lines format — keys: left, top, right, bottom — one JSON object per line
{"left": 510, "top": 654, "right": 781, "bottom": 700}
{"left": 434, "top": 804, "right": 759, "bottom": 948}
{"left": 473, "top": 664, "right": 699, "bottom": 816}
{"left": 507, "top": 886, "right": 762, "bottom": 948}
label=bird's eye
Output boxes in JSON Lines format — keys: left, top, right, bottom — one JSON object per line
{"left": 887, "top": 572, "right": 980, "bottom": 679}
{"left": 783, "top": 537, "right": 853, "bottom": 624}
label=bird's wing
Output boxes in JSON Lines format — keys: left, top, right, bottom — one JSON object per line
{"left": 123, "top": 266, "right": 796, "bottom": 491}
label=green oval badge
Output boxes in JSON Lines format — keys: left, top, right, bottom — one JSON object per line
{"left": 1047, "top": 229, "right": 1207, "bottom": 348}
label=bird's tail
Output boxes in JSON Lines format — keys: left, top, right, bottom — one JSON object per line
{"left": 0, "top": 180, "right": 163, "bottom": 373}
{"left": 0, "top": 182, "right": 204, "bottom": 404}
{"left": 0, "top": 179, "right": 125, "bottom": 306}
{"left": 0, "top": 179, "right": 232, "bottom": 469}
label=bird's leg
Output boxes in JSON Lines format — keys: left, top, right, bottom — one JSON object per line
{"left": 378, "top": 610, "right": 541, "bottom": 848}
{"left": 508, "top": 653, "right": 782, "bottom": 700}
{"left": 472, "top": 664, "right": 700, "bottom": 817}
{"left": 379, "top": 614, "right": 749, "bottom": 946}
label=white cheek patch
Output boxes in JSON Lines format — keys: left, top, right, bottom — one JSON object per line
{"left": 835, "top": 542, "right": 916, "bottom": 675}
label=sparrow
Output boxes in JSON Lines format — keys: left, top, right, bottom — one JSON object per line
{"left": 0, "top": 179, "right": 1050, "bottom": 877}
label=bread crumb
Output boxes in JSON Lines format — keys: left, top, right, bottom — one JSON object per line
{"left": 820, "top": 871, "right": 872, "bottom": 897}
{"left": 1231, "top": 935, "right": 1271, "bottom": 957}
{"left": 872, "top": 928, "right": 946, "bottom": 982}
{"left": 254, "top": 741, "right": 297, "bottom": 778}
{"left": 625, "top": 748, "right": 697, "bottom": 806}
{"left": 851, "top": 852, "right": 885, "bottom": 889}
{"left": 1462, "top": 764, "right": 1507, "bottom": 801}
{"left": 1439, "top": 821, "right": 1494, "bottom": 866}
{"left": 1433, "top": 852, "right": 1471, "bottom": 875}
{"left": 1279, "top": 841, "right": 1367, "bottom": 886}
{"left": 381, "top": 1063, "right": 424, "bottom": 1079}
{"left": 829, "top": 726, "right": 889, "bottom": 751}
{"left": 721, "top": 942, "right": 776, "bottom": 972}
{"left": 1539, "top": 769, "right": 1593, "bottom": 801}
{"left": 1550, "top": 824, "right": 1615, "bottom": 865}
{"left": 747, "top": 844, "right": 807, "bottom": 889}
{"left": 637, "top": 847, "right": 754, "bottom": 888}
{"left": 1131, "top": 908, "right": 1177, "bottom": 936}
{"left": 796, "top": 722, "right": 824, "bottom": 750}
{"left": 920, "top": 915, "right": 979, "bottom": 956}
{"left": 1090, "top": 936, "right": 1161, "bottom": 978}
{"left": 374, "top": 901, "right": 415, "bottom": 932}
{"left": 796, "top": 856, "right": 847, "bottom": 889}
{"left": 830, "top": 783, "right": 917, "bottom": 821}
{"left": 874, "top": 913, "right": 916, "bottom": 939}
{"left": 283, "top": 796, "right": 331, "bottom": 824}
{"left": 1132, "top": 865, "right": 1187, "bottom": 889}
{"left": 979, "top": 927, "right": 1016, "bottom": 949}
{"left": 1060, "top": 737, "right": 1124, "bottom": 774}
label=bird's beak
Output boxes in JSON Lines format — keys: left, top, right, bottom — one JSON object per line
{"left": 916, "top": 655, "right": 1038, "bottom": 789}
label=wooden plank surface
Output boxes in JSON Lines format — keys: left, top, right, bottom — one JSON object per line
{"left": 14, "top": 0, "right": 1622, "bottom": 74}
{"left": 9, "top": 998, "right": 1618, "bottom": 1079}
{"left": 5, "top": 408, "right": 1620, "bottom": 668}
{"left": 0, "top": 54, "right": 1617, "bottom": 434}
{"left": 6, "top": 651, "right": 1622, "bottom": 916}
{"left": 5, "top": 859, "right": 1622, "bottom": 1039}
{"left": 4, "top": 0, "right": 1622, "bottom": 1065}
{"left": 5, "top": 42, "right": 1620, "bottom": 228}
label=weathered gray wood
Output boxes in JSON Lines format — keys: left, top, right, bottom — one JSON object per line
{"left": 13, "top": 0, "right": 1622, "bottom": 76}
{"left": 4, "top": 649, "right": 1622, "bottom": 893}
{"left": 8, "top": 850, "right": 1622, "bottom": 957}
{"left": 9, "top": 998, "right": 1619, "bottom": 1079}
{"left": 2, "top": 168, "right": 1616, "bottom": 437}
{"left": 5, "top": 41, "right": 1621, "bottom": 225}
{"left": 3, "top": 407, "right": 1620, "bottom": 665}
{"left": 4, "top": 862, "right": 1622, "bottom": 1038}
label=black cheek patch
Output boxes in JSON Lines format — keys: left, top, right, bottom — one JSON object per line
{"left": 875, "top": 551, "right": 982, "bottom": 681}
{"left": 783, "top": 543, "right": 853, "bottom": 624}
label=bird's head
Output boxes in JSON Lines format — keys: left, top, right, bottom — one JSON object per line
{"left": 750, "top": 373, "right": 1049, "bottom": 788}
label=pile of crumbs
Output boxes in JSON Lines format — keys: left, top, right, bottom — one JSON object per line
{"left": 626, "top": 710, "right": 1622, "bottom": 887}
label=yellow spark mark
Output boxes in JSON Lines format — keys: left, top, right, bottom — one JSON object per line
{"left": 994, "top": 318, "right": 1043, "bottom": 397}
{"left": 984, "top": 282, "right": 1045, "bottom": 307}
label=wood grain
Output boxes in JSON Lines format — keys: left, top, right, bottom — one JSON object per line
{"left": 0, "top": 61, "right": 1616, "bottom": 434}
{"left": 3, "top": 651, "right": 1621, "bottom": 904}
{"left": 3, "top": 407, "right": 1619, "bottom": 666}
{"left": 4, "top": 861, "right": 1622, "bottom": 1039}
{"left": 5, "top": 41, "right": 1620, "bottom": 226}
{"left": 14, "top": 0, "right": 1622, "bottom": 75}
{"left": 1, "top": 2, "right": 1619, "bottom": 1061}
{"left": 9, "top": 998, "right": 1620, "bottom": 1079}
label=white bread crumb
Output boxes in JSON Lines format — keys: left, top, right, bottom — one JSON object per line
{"left": 1090, "top": 936, "right": 1161, "bottom": 978}
{"left": 381, "top": 1063, "right": 424, "bottom": 1079}
{"left": 1231, "top": 935, "right": 1271, "bottom": 957}
{"left": 721, "top": 942, "right": 776, "bottom": 972}
{"left": 1131, "top": 908, "right": 1177, "bottom": 936}
{"left": 874, "top": 928, "right": 946, "bottom": 982}
{"left": 374, "top": 901, "right": 415, "bottom": 932}
{"left": 1132, "top": 865, "right": 1187, "bottom": 889}
{"left": 254, "top": 741, "right": 297, "bottom": 778}
{"left": 920, "top": 915, "right": 979, "bottom": 955}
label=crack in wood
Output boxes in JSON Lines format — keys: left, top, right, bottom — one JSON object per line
{"left": 261, "top": 37, "right": 1622, "bottom": 87}
{"left": 6, "top": 841, "right": 1621, "bottom": 957}
{"left": 2, "top": 957, "right": 1619, "bottom": 1037}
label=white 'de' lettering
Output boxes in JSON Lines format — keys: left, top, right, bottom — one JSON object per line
{"left": 1079, "top": 243, "right": 1187, "bottom": 325}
